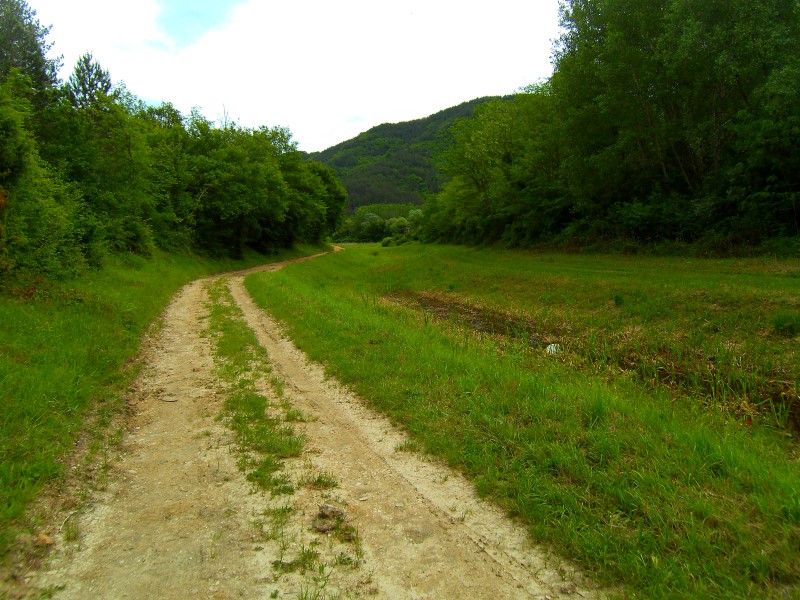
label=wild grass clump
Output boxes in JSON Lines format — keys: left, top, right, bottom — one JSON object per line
{"left": 771, "top": 310, "right": 800, "bottom": 338}
{"left": 245, "top": 244, "right": 800, "bottom": 599}
{"left": 299, "top": 471, "right": 339, "bottom": 490}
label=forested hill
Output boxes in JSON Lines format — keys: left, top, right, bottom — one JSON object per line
{"left": 308, "top": 97, "right": 498, "bottom": 211}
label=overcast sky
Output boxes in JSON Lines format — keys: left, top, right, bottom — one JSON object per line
{"left": 29, "top": 0, "right": 562, "bottom": 152}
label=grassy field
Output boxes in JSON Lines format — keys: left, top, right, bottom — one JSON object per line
{"left": 244, "top": 243, "right": 800, "bottom": 599}
{"left": 0, "top": 246, "right": 323, "bottom": 556}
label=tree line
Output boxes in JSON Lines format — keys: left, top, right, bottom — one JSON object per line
{"left": 332, "top": 203, "right": 423, "bottom": 244}
{"left": 0, "top": 0, "right": 346, "bottom": 282}
{"left": 420, "top": 0, "right": 800, "bottom": 252}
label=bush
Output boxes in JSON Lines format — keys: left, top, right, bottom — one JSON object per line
{"left": 3, "top": 159, "right": 85, "bottom": 280}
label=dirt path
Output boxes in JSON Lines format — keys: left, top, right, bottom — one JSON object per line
{"left": 27, "top": 253, "right": 601, "bottom": 599}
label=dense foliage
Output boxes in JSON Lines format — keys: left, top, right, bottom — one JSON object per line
{"left": 332, "top": 203, "right": 423, "bottom": 244}
{"left": 310, "top": 98, "right": 495, "bottom": 211}
{"left": 421, "top": 0, "right": 800, "bottom": 251}
{"left": 0, "top": 1, "right": 346, "bottom": 283}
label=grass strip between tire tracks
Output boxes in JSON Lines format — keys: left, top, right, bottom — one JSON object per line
{"left": 205, "top": 278, "right": 304, "bottom": 496}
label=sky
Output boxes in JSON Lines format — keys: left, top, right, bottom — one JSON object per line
{"left": 29, "top": 0, "right": 563, "bottom": 152}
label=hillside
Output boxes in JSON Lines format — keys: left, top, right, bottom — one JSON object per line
{"left": 308, "top": 97, "right": 499, "bottom": 211}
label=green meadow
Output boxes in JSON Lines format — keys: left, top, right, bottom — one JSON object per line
{"left": 0, "top": 247, "right": 321, "bottom": 556}
{"left": 245, "top": 244, "right": 800, "bottom": 599}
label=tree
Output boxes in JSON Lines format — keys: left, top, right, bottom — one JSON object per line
{"left": 0, "top": 0, "right": 60, "bottom": 93}
{"left": 422, "top": 90, "right": 567, "bottom": 246}
{"left": 66, "top": 53, "right": 111, "bottom": 108}
{"left": 36, "top": 80, "right": 157, "bottom": 256}
{"left": 187, "top": 118, "right": 290, "bottom": 256}
{"left": 139, "top": 102, "right": 196, "bottom": 250}
{"left": 0, "top": 72, "right": 34, "bottom": 191}
{"left": 304, "top": 160, "right": 347, "bottom": 235}
{"left": 551, "top": 0, "right": 800, "bottom": 242}
{"left": 726, "top": 57, "right": 800, "bottom": 240}
{"left": 0, "top": 75, "right": 83, "bottom": 278}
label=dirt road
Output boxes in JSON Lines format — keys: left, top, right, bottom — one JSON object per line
{"left": 27, "top": 253, "right": 601, "bottom": 599}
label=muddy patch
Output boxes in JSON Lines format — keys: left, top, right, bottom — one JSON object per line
{"left": 384, "top": 290, "right": 562, "bottom": 349}
{"left": 383, "top": 290, "right": 799, "bottom": 430}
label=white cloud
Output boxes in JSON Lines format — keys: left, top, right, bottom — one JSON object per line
{"left": 29, "top": 0, "right": 561, "bottom": 151}
{"left": 35, "top": 1, "right": 170, "bottom": 63}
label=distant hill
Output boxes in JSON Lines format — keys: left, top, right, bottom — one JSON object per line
{"left": 308, "top": 97, "right": 499, "bottom": 211}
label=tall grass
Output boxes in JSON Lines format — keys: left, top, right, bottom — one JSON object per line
{"left": 0, "top": 246, "right": 323, "bottom": 555}
{"left": 244, "top": 244, "right": 800, "bottom": 599}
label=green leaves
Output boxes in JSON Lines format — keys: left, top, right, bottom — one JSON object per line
{"left": 423, "top": 0, "right": 800, "bottom": 248}
{"left": 0, "top": 0, "right": 60, "bottom": 95}
{"left": 0, "top": 76, "right": 84, "bottom": 278}
{"left": 66, "top": 53, "right": 111, "bottom": 109}
{"left": 0, "top": 1, "right": 352, "bottom": 281}
{"left": 0, "top": 76, "right": 34, "bottom": 187}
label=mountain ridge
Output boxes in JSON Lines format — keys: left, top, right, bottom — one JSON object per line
{"left": 308, "top": 97, "right": 501, "bottom": 211}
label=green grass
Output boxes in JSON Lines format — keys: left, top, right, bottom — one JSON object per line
{"left": 205, "top": 279, "right": 305, "bottom": 497}
{"left": 772, "top": 309, "right": 800, "bottom": 339}
{"left": 244, "top": 243, "right": 800, "bottom": 600}
{"left": 298, "top": 471, "right": 339, "bottom": 490}
{"left": 0, "top": 245, "right": 324, "bottom": 556}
